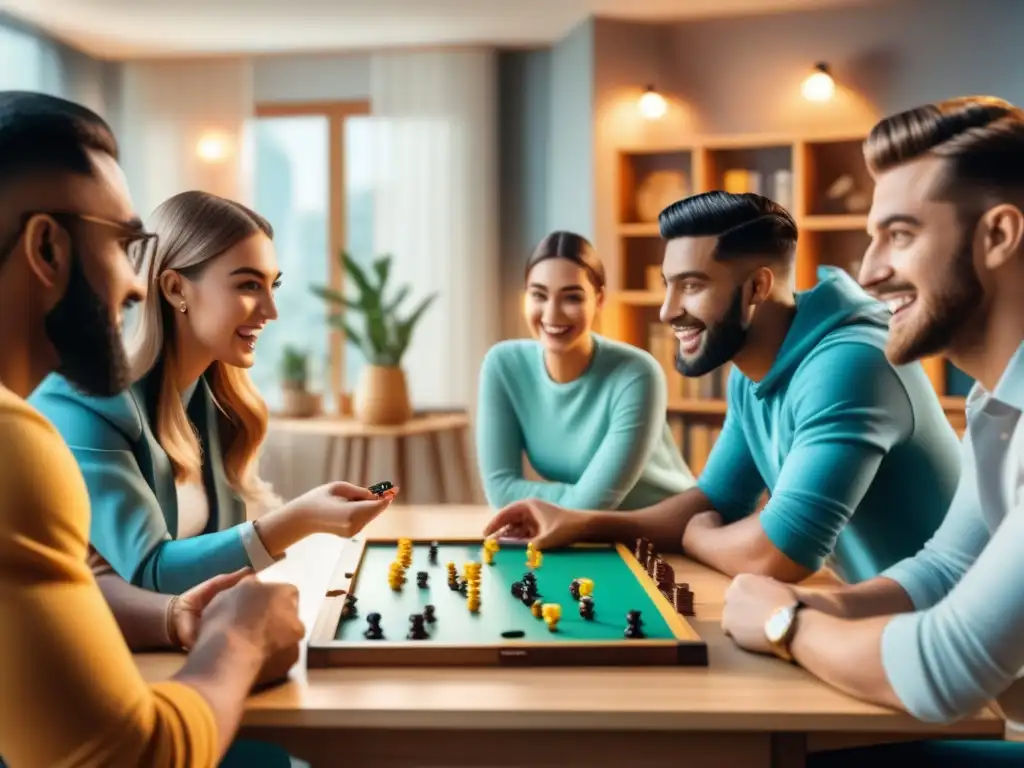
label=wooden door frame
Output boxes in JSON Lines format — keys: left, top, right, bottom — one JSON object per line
{"left": 254, "top": 99, "right": 371, "bottom": 400}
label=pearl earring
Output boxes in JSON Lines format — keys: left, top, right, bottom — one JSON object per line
{"left": 179, "top": 302, "right": 187, "bottom": 314}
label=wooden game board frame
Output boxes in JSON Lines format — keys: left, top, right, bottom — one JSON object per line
{"left": 307, "top": 536, "right": 708, "bottom": 668}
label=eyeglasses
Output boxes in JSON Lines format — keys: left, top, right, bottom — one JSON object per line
{"left": 0, "top": 210, "right": 159, "bottom": 267}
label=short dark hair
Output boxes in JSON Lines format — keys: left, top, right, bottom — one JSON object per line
{"left": 658, "top": 191, "right": 797, "bottom": 262}
{"left": 864, "top": 95, "right": 1024, "bottom": 203}
{"left": 0, "top": 91, "right": 117, "bottom": 268}
{"left": 524, "top": 230, "right": 606, "bottom": 291}
{"left": 0, "top": 91, "right": 117, "bottom": 185}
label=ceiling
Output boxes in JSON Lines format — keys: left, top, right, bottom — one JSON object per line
{"left": 1, "top": 0, "right": 874, "bottom": 60}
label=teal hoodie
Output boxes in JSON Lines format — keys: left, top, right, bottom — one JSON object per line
{"left": 697, "top": 267, "right": 962, "bottom": 582}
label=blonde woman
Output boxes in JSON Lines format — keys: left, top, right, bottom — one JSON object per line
{"left": 31, "top": 190, "right": 396, "bottom": 594}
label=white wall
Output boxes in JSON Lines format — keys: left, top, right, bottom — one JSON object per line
{"left": 253, "top": 53, "right": 370, "bottom": 102}
{"left": 117, "top": 59, "right": 254, "bottom": 219}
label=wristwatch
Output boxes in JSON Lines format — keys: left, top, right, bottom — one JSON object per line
{"left": 764, "top": 600, "right": 804, "bottom": 662}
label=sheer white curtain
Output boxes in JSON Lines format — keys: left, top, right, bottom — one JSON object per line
{"left": 116, "top": 59, "right": 254, "bottom": 219}
{"left": 367, "top": 48, "right": 500, "bottom": 414}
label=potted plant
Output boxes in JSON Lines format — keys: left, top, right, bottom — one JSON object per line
{"left": 279, "top": 345, "right": 320, "bottom": 417}
{"left": 311, "top": 251, "right": 436, "bottom": 425}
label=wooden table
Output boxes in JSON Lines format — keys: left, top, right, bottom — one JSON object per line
{"left": 135, "top": 505, "right": 1003, "bottom": 767}
{"left": 270, "top": 412, "right": 475, "bottom": 503}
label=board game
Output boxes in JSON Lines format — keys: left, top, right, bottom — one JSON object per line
{"left": 307, "top": 536, "right": 707, "bottom": 667}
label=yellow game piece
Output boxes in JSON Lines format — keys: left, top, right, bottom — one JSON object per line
{"left": 532, "top": 551, "right": 543, "bottom": 568}
{"left": 530, "top": 600, "right": 544, "bottom": 618}
{"left": 541, "top": 603, "right": 561, "bottom": 631}
{"left": 483, "top": 549, "right": 494, "bottom": 565}
{"left": 578, "top": 578, "right": 593, "bottom": 597}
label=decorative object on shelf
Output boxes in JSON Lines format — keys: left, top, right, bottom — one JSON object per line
{"left": 638, "top": 85, "right": 667, "bottom": 121}
{"left": 337, "top": 391, "right": 353, "bottom": 417}
{"left": 279, "top": 345, "right": 321, "bottom": 418}
{"left": 311, "top": 252, "right": 437, "bottom": 426}
{"left": 824, "top": 174, "right": 871, "bottom": 213}
{"left": 636, "top": 170, "right": 689, "bottom": 222}
{"left": 723, "top": 169, "right": 762, "bottom": 195}
{"left": 772, "top": 169, "right": 794, "bottom": 210}
{"left": 801, "top": 63, "right": 835, "bottom": 102}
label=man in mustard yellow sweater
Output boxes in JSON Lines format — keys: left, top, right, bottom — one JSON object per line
{"left": 0, "top": 91, "right": 304, "bottom": 767}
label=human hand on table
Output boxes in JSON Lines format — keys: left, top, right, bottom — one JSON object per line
{"left": 721, "top": 573, "right": 799, "bottom": 655}
{"left": 171, "top": 566, "right": 254, "bottom": 650}
{"left": 197, "top": 574, "right": 306, "bottom": 687}
{"left": 483, "top": 498, "right": 589, "bottom": 549}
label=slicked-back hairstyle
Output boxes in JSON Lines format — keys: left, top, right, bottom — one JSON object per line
{"left": 864, "top": 96, "right": 1024, "bottom": 202}
{"left": 658, "top": 191, "right": 798, "bottom": 262}
{"left": 0, "top": 91, "right": 118, "bottom": 268}
{"left": 525, "top": 230, "right": 606, "bottom": 291}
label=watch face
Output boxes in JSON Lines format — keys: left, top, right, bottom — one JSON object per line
{"left": 765, "top": 606, "right": 793, "bottom": 643}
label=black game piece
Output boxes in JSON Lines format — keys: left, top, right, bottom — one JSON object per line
{"left": 423, "top": 604, "right": 436, "bottom": 623}
{"left": 511, "top": 580, "right": 523, "bottom": 597}
{"left": 416, "top": 571, "right": 429, "bottom": 588}
{"left": 428, "top": 541, "right": 439, "bottom": 564}
{"left": 458, "top": 578, "right": 469, "bottom": 595}
{"left": 369, "top": 480, "right": 394, "bottom": 497}
{"left": 364, "top": 612, "right": 384, "bottom": 640}
{"left": 569, "top": 578, "right": 581, "bottom": 601}
{"left": 634, "top": 537, "right": 646, "bottom": 560}
{"left": 501, "top": 630, "right": 526, "bottom": 638}
{"left": 407, "top": 613, "right": 429, "bottom": 640}
{"left": 579, "top": 595, "right": 595, "bottom": 620}
{"left": 522, "top": 572, "right": 537, "bottom": 587}
{"left": 624, "top": 609, "right": 645, "bottom": 639}
{"left": 340, "top": 593, "right": 358, "bottom": 619}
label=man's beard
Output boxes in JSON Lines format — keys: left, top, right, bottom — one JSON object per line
{"left": 886, "top": 237, "right": 984, "bottom": 366}
{"left": 44, "top": 250, "right": 130, "bottom": 397}
{"left": 674, "top": 285, "right": 749, "bottom": 378}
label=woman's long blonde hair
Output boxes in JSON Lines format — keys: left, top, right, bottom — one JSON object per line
{"left": 125, "top": 190, "right": 277, "bottom": 509}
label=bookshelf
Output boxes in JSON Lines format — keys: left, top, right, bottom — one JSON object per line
{"left": 606, "top": 131, "right": 969, "bottom": 469}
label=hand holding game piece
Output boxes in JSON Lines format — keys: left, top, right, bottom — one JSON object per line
{"left": 282, "top": 480, "right": 398, "bottom": 539}
{"left": 482, "top": 498, "right": 589, "bottom": 549}
{"left": 170, "top": 566, "right": 253, "bottom": 650}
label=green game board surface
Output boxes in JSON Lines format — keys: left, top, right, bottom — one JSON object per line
{"left": 335, "top": 542, "right": 676, "bottom": 643}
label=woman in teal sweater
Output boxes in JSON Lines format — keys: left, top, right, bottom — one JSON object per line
{"left": 31, "top": 191, "right": 396, "bottom": 594}
{"left": 476, "top": 231, "right": 695, "bottom": 511}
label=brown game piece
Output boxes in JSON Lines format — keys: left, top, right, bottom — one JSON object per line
{"left": 645, "top": 543, "right": 657, "bottom": 575}
{"left": 634, "top": 538, "right": 646, "bottom": 560}
{"left": 672, "top": 583, "right": 695, "bottom": 616}
{"left": 653, "top": 560, "right": 675, "bottom": 592}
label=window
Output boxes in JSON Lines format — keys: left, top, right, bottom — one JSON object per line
{"left": 344, "top": 116, "right": 376, "bottom": 390}
{"left": 250, "top": 101, "right": 370, "bottom": 413}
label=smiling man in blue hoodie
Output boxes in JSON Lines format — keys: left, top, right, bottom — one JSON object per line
{"left": 484, "top": 191, "right": 962, "bottom": 585}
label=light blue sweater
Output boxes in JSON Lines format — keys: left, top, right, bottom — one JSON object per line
{"left": 29, "top": 366, "right": 257, "bottom": 594}
{"left": 880, "top": 343, "right": 1024, "bottom": 724}
{"left": 697, "top": 268, "right": 962, "bottom": 582}
{"left": 475, "top": 333, "right": 696, "bottom": 510}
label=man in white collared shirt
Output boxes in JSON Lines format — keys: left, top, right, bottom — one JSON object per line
{"left": 720, "top": 95, "right": 1024, "bottom": 765}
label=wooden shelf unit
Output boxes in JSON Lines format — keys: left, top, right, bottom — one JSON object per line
{"left": 607, "top": 132, "right": 968, "bottom": 469}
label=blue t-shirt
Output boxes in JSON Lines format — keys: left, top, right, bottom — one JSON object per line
{"left": 475, "top": 333, "right": 696, "bottom": 510}
{"left": 698, "top": 268, "right": 962, "bottom": 583}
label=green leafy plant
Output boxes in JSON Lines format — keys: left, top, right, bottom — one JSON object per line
{"left": 280, "top": 345, "right": 308, "bottom": 390}
{"left": 311, "top": 251, "right": 437, "bottom": 368}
